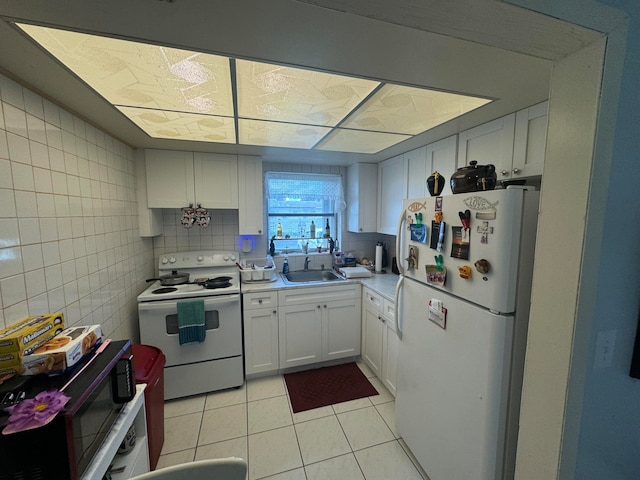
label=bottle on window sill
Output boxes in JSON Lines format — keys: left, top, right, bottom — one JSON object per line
{"left": 325, "top": 219, "right": 330, "bottom": 238}
{"left": 277, "top": 222, "right": 283, "bottom": 239}
{"left": 310, "top": 221, "right": 316, "bottom": 239}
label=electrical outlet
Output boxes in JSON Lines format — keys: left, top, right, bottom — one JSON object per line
{"left": 594, "top": 329, "right": 617, "bottom": 369}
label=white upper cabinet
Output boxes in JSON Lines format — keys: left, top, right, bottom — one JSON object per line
{"left": 347, "top": 163, "right": 378, "bottom": 233}
{"left": 406, "top": 136, "right": 458, "bottom": 198}
{"left": 513, "top": 101, "right": 548, "bottom": 178}
{"left": 457, "top": 113, "right": 516, "bottom": 181}
{"left": 194, "top": 152, "right": 238, "bottom": 209}
{"left": 377, "top": 154, "right": 407, "bottom": 235}
{"left": 145, "top": 149, "right": 195, "bottom": 208}
{"left": 237, "top": 155, "right": 263, "bottom": 235}
{"left": 457, "top": 102, "right": 548, "bottom": 182}
{"left": 145, "top": 149, "right": 238, "bottom": 209}
{"left": 405, "top": 146, "right": 428, "bottom": 199}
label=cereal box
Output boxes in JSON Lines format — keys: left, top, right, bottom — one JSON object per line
{"left": 21, "top": 325, "right": 102, "bottom": 376}
{"left": 0, "top": 313, "right": 65, "bottom": 355}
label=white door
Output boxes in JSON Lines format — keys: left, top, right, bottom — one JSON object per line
{"left": 395, "top": 278, "right": 514, "bottom": 480}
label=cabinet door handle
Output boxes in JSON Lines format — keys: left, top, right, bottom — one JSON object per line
{"left": 273, "top": 310, "right": 277, "bottom": 314}
{"left": 501, "top": 169, "right": 509, "bottom": 176}
{"left": 258, "top": 299, "right": 263, "bottom": 304}
{"left": 512, "top": 168, "right": 520, "bottom": 174}
{"left": 323, "top": 304, "right": 327, "bottom": 308}
{"left": 317, "top": 305, "right": 321, "bottom": 309}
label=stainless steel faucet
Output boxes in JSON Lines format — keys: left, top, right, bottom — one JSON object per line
{"left": 304, "top": 257, "right": 311, "bottom": 271}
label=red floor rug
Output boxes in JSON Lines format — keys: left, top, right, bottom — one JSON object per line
{"left": 284, "top": 362, "right": 378, "bottom": 413}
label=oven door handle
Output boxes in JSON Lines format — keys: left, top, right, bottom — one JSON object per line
{"left": 138, "top": 294, "right": 240, "bottom": 311}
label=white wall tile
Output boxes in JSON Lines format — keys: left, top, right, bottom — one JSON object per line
{"left": 21, "top": 244, "right": 44, "bottom": 272}
{"left": 23, "top": 90, "right": 44, "bottom": 120}
{"left": 0, "top": 130, "right": 8, "bottom": 160}
{"left": 12, "top": 190, "right": 34, "bottom": 218}
{"left": 3, "top": 102, "right": 27, "bottom": 137}
{"left": 39, "top": 218, "right": 59, "bottom": 242}
{"left": 41, "top": 241, "right": 61, "bottom": 267}
{"left": 11, "top": 162, "right": 34, "bottom": 191}
{"left": 30, "top": 140, "right": 49, "bottom": 169}
{"left": 0, "top": 77, "right": 24, "bottom": 109}
{"left": 0, "top": 159, "right": 12, "bottom": 189}
{"left": 0, "top": 218, "right": 20, "bottom": 248}
{"left": 36, "top": 193, "right": 56, "bottom": 217}
{"left": 43, "top": 100, "right": 60, "bottom": 127}
{"left": 24, "top": 269, "right": 47, "bottom": 297}
{"left": 33, "top": 167, "right": 53, "bottom": 193}
{"left": 7, "top": 133, "right": 30, "bottom": 165}
{"left": 0, "top": 247, "right": 23, "bottom": 279}
{"left": 26, "top": 114, "right": 47, "bottom": 144}
{"left": 18, "top": 218, "right": 41, "bottom": 245}
{"left": 0, "top": 274, "right": 27, "bottom": 307}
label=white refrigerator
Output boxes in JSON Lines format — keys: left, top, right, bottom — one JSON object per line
{"left": 394, "top": 187, "right": 539, "bottom": 480}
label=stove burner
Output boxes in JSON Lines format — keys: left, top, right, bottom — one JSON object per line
{"left": 152, "top": 287, "right": 178, "bottom": 294}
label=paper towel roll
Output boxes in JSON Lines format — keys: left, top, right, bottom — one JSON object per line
{"left": 375, "top": 244, "right": 383, "bottom": 273}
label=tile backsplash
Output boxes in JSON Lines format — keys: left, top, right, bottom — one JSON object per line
{"left": 0, "top": 73, "right": 153, "bottom": 339}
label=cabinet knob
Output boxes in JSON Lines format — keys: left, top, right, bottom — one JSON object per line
{"left": 258, "top": 299, "right": 262, "bottom": 304}
{"left": 323, "top": 304, "right": 327, "bottom": 308}
{"left": 258, "top": 229, "right": 262, "bottom": 234}
{"left": 512, "top": 168, "right": 520, "bottom": 174}
{"left": 273, "top": 310, "right": 277, "bottom": 314}
{"left": 501, "top": 170, "right": 509, "bottom": 176}
{"left": 317, "top": 305, "right": 321, "bottom": 309}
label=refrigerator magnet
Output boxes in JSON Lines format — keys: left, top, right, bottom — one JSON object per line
{"left": 451, "top": 226, "right": 471, "bottom": 260}
{"left": 428, "top": 299, "right": 447, "bottom": 329}
{"left": 458, "top": 265, "right": 472, "bottom": 280}
{"left": 410, "top": 223, "right": 427, "bottom": 243}
{"left": 406, "top": 245, "right": 419, "bottom": 269}
{"left": 430, "top": 221, "right": 446, "bottom": 251}
{"left": 477, "top": 221, "right": 494, "bottom": 244}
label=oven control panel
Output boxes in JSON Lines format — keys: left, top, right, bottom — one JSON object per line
{"left": 158, "top": 250, "right": 238, "bottom": 269}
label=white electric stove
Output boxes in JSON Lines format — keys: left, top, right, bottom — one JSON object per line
{"left": 137, "top": 251, "right": 244, "bottom": 399}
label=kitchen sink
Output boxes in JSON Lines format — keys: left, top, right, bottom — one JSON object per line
{"left": 282, "top": 269, "right": 344, "bottom": 284}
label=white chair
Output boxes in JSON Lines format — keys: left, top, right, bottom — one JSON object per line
{"left": 129, "top": 457, "right": 247, "bottom": 480}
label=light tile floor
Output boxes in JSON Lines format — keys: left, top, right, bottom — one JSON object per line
{"left": 157, "top": 361, "right": 427, "bottom": 480}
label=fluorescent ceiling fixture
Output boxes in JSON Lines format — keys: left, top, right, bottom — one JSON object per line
{"left": 17, "top": 23, "right": 493, "bottom": 154}
{"left": 236, "top": 59, "right": 380, "bottom": 126}
{"left": 238, "top": 119, "right": 331, "bottom": 149}
{"left": 118, "top": 107, "right": 236, "bottom": 143}
{"left": 316, "top": 129, "right": 412, "bottom": 154}
{"left": 342, "top": 84, "right": 491, "bottom": 135}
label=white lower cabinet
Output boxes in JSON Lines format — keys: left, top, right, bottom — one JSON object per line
{"left": 243, "top": 292, "right": 279, "bottom": 376}
{"left": 278, "top": 284, "right": 361, "bottom": 369}
{"left": 361, "top": 287, "right": 398, "bottom": 396}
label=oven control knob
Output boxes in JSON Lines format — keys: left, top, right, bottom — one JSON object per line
{"left": 230, "top": 254, "right": 237, "bottom": 261}
{"left": 223, "top": 254, "right": 230, "bottom": 261}
{"left": 161, "top": 257, "right": 169, "bottom": 264}
{"left": 169, "top": 256, "right": 176, "bottom": 263}
{"left": 197, "top": 255, "right": 204, "bottom": 262}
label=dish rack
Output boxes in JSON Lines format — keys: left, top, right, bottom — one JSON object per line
{"left": 240, "top": 256, "right": 277, "bottom": 283}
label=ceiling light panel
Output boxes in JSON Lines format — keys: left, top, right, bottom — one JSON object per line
{"left": 236, "top": 59, "right": 380, "bottom": 127}
{"left": 118, "top": 107, "right": 236, "bottom": 142}
{"left": 342, "top": 84, "right": 492, "bottom": 135}
{"left": 238, "top": 119, "right": 331, "bottom": 149}
{"left": 18, "top": 24, "right": 234, "bottom": 116}
{"left": 316, "top": 128, "right": 411, "bottom": 154}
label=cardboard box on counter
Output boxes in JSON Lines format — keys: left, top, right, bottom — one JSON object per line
{"left": 0, "top": 313, "right": 65, "bottom": 355}
{"left": 21, "top": 325, "right": 103, "bottom": 376}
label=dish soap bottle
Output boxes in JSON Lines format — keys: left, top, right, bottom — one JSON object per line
{"left": 282, "top": 256, "right": 289, "bottom": 274}
{"left": 325, "top": 218, "right": 330, "bottom": 238}
{"left": 277, "top": 221, "right": 283, "bottom": 239}
{"left": 310, "top": 220, "right": 316, "bottom": 239}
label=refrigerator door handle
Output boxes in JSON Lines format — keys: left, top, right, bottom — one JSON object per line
{"left": 394, "top": 275, "right": 404, "bottom": 339}
{"left": 396, "top": 207, "right": 406, "bottom": 276}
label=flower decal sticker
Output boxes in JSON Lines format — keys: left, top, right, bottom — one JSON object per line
{"left": 2, "top": 389, "right": 70, "bottom": 435}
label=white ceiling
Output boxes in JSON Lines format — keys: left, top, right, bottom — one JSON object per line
{"left": 0, "top": 0, "right": 603, "bottom": 166}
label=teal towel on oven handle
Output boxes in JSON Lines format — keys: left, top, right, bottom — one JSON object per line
{"left": 177, "top": 300, "right": 206, "bottom": 345}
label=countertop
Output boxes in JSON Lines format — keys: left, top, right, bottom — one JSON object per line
{"left": 241, "top": 270, "right": 399, "bottom": 302}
